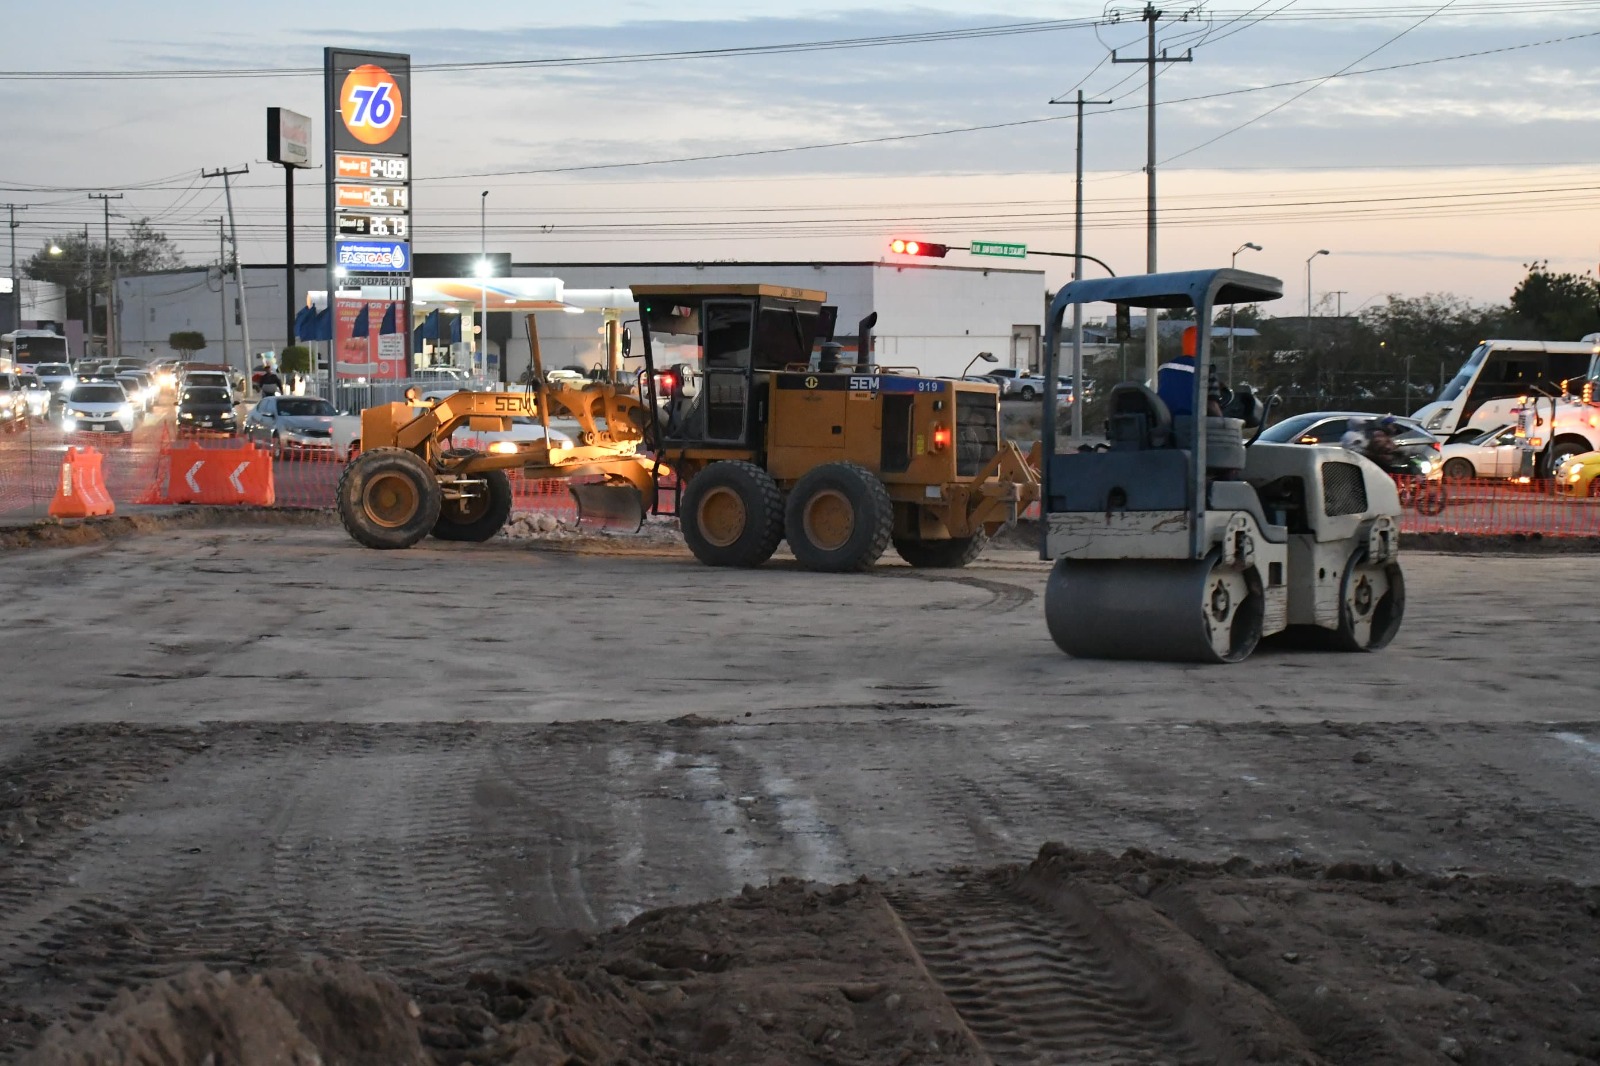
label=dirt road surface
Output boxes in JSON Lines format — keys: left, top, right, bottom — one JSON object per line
{"left": 4, "top": 523, "right": 1599, "bottom": 1064}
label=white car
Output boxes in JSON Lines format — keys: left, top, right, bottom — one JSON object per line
{"left": 984, "top": 367, "right": 1052, "bottom": 400}
{"left": 1438, "top": 424, "right": 1525, "bottom": 480}
{"left": 61, "top": 381, "right": 138, "bottom": 434}
{"left": 116, "top": 373, "right": 153, "bottom": 414}
{"left": 33, "top": 362, "right": 74, "bottom": 399}
{"left": 16, "top": 372, "right": 51, "bottom": 418}
{"left": 244, "top": 395, "right": 361, "bottom": 458}
{"left": 181, "top": 370, "right": 234, "bottom": 397}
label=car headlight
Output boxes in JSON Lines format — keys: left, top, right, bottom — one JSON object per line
{"left": 62, "top": 417, "right": 76, "bottom": 430}
{"left": 180, "top": 412, "right": 194, "bottom": 420}
{"left": 1417, "top": 460, "right": 1433, "bottom": 476}
{"left": 117, "top": 404, "right": 133, "bottom": 419}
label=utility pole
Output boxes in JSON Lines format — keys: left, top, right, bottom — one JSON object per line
{"left": 1051, "top": 91, "right": 1111, "bottom": 438}
{"left": 1113, "top": 4, "right": 1192, "bottom": 386}
{"left": 1332, "top": 290, "right": 1348, "bottom": 318}
{"left": 213, "top": 219, "right": 231, "bottom": 365}
{"left": 3, "top": 204, "right": 25, "bottom": 335}
{"left": 204, "top": 166, "right": 251, "bottom": 374}
{"left": 88, "top": 193, "right": 122, "bottom": 355}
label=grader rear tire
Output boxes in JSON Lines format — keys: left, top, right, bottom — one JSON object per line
{"left": 337, "top": 447, "right": 443, "bottom": 550}
{"left": 784, "top": 461, "right": 893, "bottom": 572}
{"left": 679, "top": 460, "right": 785, "bottom": 567}
{"left": 893, "top": 533, "right": 987, "bottom": 569}
{"left": 433, "top": 469, "right": 513, "bottom": 542}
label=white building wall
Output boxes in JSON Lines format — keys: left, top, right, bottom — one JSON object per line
{"left": 119, "top": 261, "right": 1047, "bottom": 382}
{"left": 869, "top": 263, "right": 1044, "bottom": 378}
{"left": 118, "top": 266, "right": 319, "bottom": 372}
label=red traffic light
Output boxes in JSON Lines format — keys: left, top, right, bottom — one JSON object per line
{"left": 889, "top": 238, "right": 950, "bottom": 258}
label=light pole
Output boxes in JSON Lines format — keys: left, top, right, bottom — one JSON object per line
{"left": 962, "top": 350, "right": 998, "bottom": 377}
{"left": 1306, "top": 249, "right": 1329, "bottom": 400}
{"left": 474, "top": 258, "right": 490, "bottom": 383}
{"left": 1228, "top": 241, "right": 1261, "bottom": 384}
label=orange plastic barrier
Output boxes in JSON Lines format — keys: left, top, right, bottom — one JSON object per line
{"left": 143, "top": 442, "right": 275, "bottom": 506}
{"left": 48, "top": 446, "right": 115, "bottom": 518}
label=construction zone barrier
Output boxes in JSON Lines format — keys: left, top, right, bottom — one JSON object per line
{"left": 141, "top": 441, "right": 274, "bottom": 506}
{"left": 48, "top": 446, "right": 115, "bottom": 518}
{"left": 1402, "top": 477, "right": 1600, "bottom": 537}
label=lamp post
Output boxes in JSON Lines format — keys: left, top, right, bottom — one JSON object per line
{"left": 478, "top": 190, "right": 489, "bottom": 380}
{"left": 1228, "top": 241, "right": 1261, "bottom": 384}
{"left": 962, "top": 350, "right": 998, "bottom": 377}
{"left": 1305, "top": 249, "right": 1329, "bottom": 401}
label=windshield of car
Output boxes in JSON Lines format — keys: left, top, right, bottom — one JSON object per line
{"left": 277, "top": 398, "right": 336, "bottom": 417}
{"left": 19, "top": 374, "right": 40, "bottom": 387}
{"left": 36, "top": 363, "right": 69, "bottom": 376}
{"left": 181, "top": 388, "right": 232, "bottom": 406}
{"left": 1256, "top": 414, "right": 1323, "bottom": 443}
{"left": 70, "top": 385, "right": 125, "bottom": 404}
{"left": 186, "top": 373, "right": 227, "bottom": 384}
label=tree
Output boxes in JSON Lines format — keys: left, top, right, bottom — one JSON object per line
{"left": 280, "top": 345, "right": 311, "bottom": 375}
{"left": 169, "top": 331, "right": 206, "bottom": 357}
{"left": 1509, "top": 261, "right": 1600, "bottom": 340}
{"left": 23, "top": 218, "right": 186, "bottom": 335}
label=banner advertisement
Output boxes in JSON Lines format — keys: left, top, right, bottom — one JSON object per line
{"left": 334, "top": 298, "right": 408, "bottom": 380}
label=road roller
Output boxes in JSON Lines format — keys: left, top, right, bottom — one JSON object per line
{"left": 1038, "top": 269, "right": 1405, "bottom": 663}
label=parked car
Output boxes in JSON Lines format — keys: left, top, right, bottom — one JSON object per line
{"left": 1438, "top": 424, "right": 1524, "bottom": 480}
{"left": 243, "top": 395, "right": 358, "bottom": 458}
{"left": 61, "top": 382, "right": 137, "bottom": 434}
{"left": 175, "top": 386, "right": 239, "bottom": 436}
{"left": 15, "top": 372, "right": 51, "bottom": 419}
{"left": 0, "top": 372, "right": 27, "bottom": 427}
{"left": 1256, "top": 411, "right": 1443, "bottom": 474}
{"left": 1554, "top": 450, "right": 1600, "bottom": 498}
{"left": 983, "top": 367, "right": 1045, "bottom": 400}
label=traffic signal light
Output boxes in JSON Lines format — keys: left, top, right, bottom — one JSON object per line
{"left": 889, "top": 238, "right": 950, "bottom": 258}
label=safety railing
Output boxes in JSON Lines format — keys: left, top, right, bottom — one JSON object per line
{"left": 1, "top": 418, "right": 1592, "bottom": 536}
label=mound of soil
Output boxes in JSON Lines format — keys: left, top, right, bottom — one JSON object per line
{"left": 26, "top": 959, "right": 428, "bottom": 1066}
{"left": 24, "top": 848, "right": 1600, "bottom": 1065}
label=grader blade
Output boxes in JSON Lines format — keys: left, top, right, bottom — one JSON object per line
{"left": 570, "top": 478, "right": 646, "bottom": 532}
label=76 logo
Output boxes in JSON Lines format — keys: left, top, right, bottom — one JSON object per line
{"left": 340, "top": 64, "right": 405, "bottom": 146}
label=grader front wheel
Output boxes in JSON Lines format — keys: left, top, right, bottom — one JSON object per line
{"left": 337, "top": 448, "right": 443, "bottom": 550}
{"left": 433, "top": 469, "right": 514, "bottom": 542}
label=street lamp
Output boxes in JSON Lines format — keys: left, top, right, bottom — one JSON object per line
{"left": 962, "top": 350, "right": 998, "bottom": 377}
{"left": 474, "top": 255, "right": 491, "bottom": 381}
{"left": 1228, "top": 241, "right": 1261, "bottom": 383}
{"left": 1306, "top": 249, "right": 1330, "bottom": 399}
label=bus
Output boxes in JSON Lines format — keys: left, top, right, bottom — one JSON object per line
{"left": 1, "top": 329, "right": 72, "bottom": 369}
{"left": 1411, "top": 335, "right": 1600, "bottom": 475}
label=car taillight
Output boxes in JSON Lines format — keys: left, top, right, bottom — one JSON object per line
{"left": 1431, "top": 441, "right": 1440, "bottom": 451}
{"left": 658, "top": 372, "right": 676, "bottom": 395}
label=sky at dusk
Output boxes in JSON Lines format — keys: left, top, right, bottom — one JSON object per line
{"left": 3, "top": 0, "right": 1597, "bottom": 313}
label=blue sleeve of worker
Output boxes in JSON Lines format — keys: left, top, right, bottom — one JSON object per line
{"left": 1156, "top": 357, "right": 1196, "bottom": 417}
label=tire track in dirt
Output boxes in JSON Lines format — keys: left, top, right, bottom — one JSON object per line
{"left": 886, "top": 875, "right": 1214, "bottom": 1065}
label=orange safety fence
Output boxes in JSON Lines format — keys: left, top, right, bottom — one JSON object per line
{"left": 3, "top": 418, "right": 1597, "bottom": 537}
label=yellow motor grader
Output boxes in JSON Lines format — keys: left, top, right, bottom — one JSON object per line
{"left": 337, "top": 284, "right": 1039, "bottom": 571}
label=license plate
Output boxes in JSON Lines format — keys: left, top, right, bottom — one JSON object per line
{"left": 90, "top": 424, "right": 105, "bottom": 431}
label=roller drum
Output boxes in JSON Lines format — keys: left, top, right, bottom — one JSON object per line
{"left": 1044, "top": 554, "right": 1263, "bottom": 663}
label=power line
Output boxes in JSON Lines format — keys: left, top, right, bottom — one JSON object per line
{"left": 2, "top": 1, "right": 1595, "bottom": 81}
